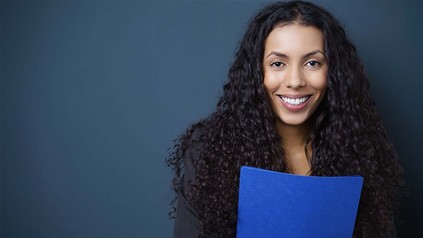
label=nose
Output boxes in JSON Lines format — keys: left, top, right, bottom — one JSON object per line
{"left": 284, "top": 66, "right": 305, "bottom": 89}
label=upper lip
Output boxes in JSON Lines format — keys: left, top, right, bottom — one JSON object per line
{"left": 276, "top": 94, "right": 312, "bottom": 99}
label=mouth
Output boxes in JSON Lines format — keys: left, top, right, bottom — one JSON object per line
{"left": 276, "top": 94, "right": 312, "bottom": 112}
{"left": 278, "top": 95, "right": 311, "bottom": 106}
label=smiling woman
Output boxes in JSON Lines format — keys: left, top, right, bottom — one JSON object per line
{"left": 167, "top": 1, "right": 406, "bottom": 237}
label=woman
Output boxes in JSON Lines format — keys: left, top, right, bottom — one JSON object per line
{"left": 167, "top": 1, "right": 405, "bottom": 237}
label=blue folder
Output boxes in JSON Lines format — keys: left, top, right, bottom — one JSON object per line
{"left": 236, "top": 166, "right": 363, "bottom": 238}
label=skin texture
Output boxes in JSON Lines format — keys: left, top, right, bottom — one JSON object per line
{"left": 263, "top": 24, "right": 328, "bottom": 175}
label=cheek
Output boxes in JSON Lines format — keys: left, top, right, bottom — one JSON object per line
{"left": 308, "top": 71, "right": 327, "bottom": 92}
{"left": 263, "top": 73, "right": 279, "bottom": 94}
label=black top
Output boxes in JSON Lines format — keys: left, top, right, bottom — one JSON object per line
{"left": 173, "top": 132, "right": 202, "bottom": 238}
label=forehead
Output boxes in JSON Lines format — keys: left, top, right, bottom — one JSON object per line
{"left": 264, "top": 24, "right": 324, "bottom": 55}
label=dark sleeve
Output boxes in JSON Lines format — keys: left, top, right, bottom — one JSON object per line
{"left": 172, "top": 137, "right": 202, "bottom": 238}
{"left": 390, "top": 216, "right": 397, "bottom": 238}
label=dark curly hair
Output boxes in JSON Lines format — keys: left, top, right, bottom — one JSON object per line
{"left": 168, "top": 1, "right": 406, "bottom": 237}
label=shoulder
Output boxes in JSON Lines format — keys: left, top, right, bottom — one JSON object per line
{"left": 190, "top": 127, "right": 203, "bottom": 144}
{"left": 183, "top": 128, "right": 204, "bottom": 183}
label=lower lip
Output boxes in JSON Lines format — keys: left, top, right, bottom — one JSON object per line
{"left": 278, "top": 96, "right": 311, "bottom": 112}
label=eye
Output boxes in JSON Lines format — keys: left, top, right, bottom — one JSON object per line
{"left": 270, "top": 61, "right": 285, "bottom": 67}
{"left": 305, "top": 60, "right": 320, "bottom": 68}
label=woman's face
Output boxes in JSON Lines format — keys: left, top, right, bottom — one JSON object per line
{"left": 263, "top": 24, "right": 328, "bottom": 128}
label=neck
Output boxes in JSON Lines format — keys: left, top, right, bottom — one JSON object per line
{"left": 276, "top": 121, "right": 313, "bottom": 175}
{"left": 276, "top": 122, "right": 311, "bottom": 150}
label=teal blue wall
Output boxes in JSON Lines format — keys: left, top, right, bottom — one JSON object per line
{"left": 1, "top": 1, "right": 422, "bottom": 237}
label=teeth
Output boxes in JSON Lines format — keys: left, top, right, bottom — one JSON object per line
{"left": 280, "top": 96, "right": 309, "bottom": 105}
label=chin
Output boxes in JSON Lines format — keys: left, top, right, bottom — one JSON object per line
{"left": 278, "top": 115, "right": 311, "bottom": 127}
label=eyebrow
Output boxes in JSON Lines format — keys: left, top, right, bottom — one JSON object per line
{"left": 265, "top": 50, "right": 326, "bottom": 59}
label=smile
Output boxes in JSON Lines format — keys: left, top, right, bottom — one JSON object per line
{"left": 279, "top": 95, "right": 311, "bottom": 106}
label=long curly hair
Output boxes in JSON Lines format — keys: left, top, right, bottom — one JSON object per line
{"left": 168, "top": 1, "right": 406, "bottom": 237}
